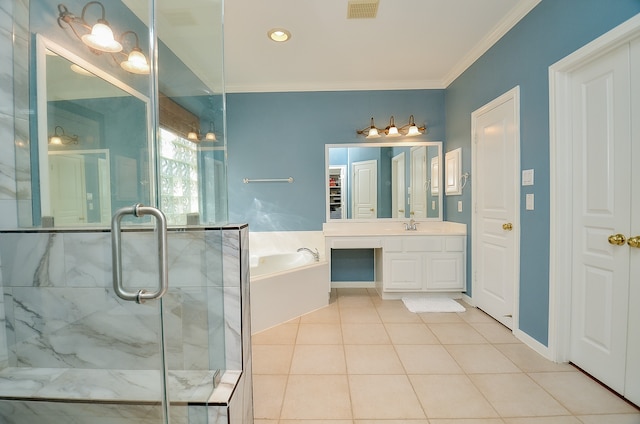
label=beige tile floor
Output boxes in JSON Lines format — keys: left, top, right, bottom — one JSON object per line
{"left": 251, "top": 288, "right": 640, "bottom": 424}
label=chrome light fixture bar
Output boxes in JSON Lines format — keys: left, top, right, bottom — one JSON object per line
{"left": 357, "top": 115, "right": 426, "bottom": 139}
{"left": 49, "top": 126, "right": 79, "bottom": 145}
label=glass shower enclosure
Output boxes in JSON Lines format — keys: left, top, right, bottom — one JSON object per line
{"left": 0, "top": 0, "right": 233, "bottom": 422}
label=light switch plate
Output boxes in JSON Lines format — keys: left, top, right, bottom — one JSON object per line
{"left": 526, "top": 193, "right": 534, "bottom": 210}
{"left": 458, "top": 201, "right": 463, "bottom": 212}
{"left": 522, "top": 169, "right": 534, "bottom": 186}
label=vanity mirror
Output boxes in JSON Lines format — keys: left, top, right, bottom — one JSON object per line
{"left": 35, "top": 34, "right": 154, "bottom": 227}
{"left": 325, "top": 141, "right": 442, "bottom": 222}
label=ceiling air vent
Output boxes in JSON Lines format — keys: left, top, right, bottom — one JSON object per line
{"left": 347, "top": 0, "right": 379, "bottom": 19}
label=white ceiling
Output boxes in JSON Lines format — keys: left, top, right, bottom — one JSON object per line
{"left": 223, "top": 0, "right": 541, "bottom": 93}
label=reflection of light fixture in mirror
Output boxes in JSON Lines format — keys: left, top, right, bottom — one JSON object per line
{"left": 357, "top": 115, "right": 426, "bottom": 139}
{"left": 385, "top": 116, "right": 400, "bottom": 137}
{"left": 57, "top": 2, "right": 123, "bottom": 53}
{"left": 49, "top": 126, "right": 79, "bottom": 145}
{"left": 205, "top": 121, "right": 217, "bottom": 141}
{"left": 268, "top": 28, "right": 291, "bottom": 42}
{"left": 187, "top": 122, "right": 217, "bottom": 143}
{"left": 119, "top": 31, "right": 150, "bottom": 74}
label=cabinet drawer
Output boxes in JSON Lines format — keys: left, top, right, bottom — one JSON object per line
{"left": 404, "top": 236, "right": 443, "bottom": 252}
{"left": 384, "top": 238, "right": 404, "bottom": 252}
{"left": 444, "top": 237, "right": 465, "bottom": 252}
{"left": 330, "top": 238, "right": 382, "bottom": 249}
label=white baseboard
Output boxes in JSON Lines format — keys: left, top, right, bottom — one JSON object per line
{"left": 514, "top": 328, "right": 555, "bottom": 362}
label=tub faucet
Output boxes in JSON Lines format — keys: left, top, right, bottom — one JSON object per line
{"left": 404, "top": 219, "right": 418, "bottom": 231}
{"left": 297, "top": 247, "right": 320, "bottom": 262}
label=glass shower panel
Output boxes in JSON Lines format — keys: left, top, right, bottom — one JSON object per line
{"left": 0, "top": 230, "right": 170, "bottom": 423}
{"left": 153, "top": 0, "right": 227, "bottom": 226}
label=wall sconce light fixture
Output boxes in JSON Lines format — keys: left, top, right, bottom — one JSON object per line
{"left": 57, "top": 2, "right": 123, "bottom": 53}
{"left": 119, "top": 31, "right": 150, "bottom": 74}
{"left": 49, "top": 126, "right": 79, "bottom": 145}
{"left": 357, "top": 115, "right": 426, "bottom": 139}
{"left": 58, "top": 3, "right": 150, "bottom": 75}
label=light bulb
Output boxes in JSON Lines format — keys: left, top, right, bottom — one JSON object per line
{"left": 387, "top": 126, "right": 400, "bottom": 137}
{"left": 82, "top": 22, "right": 123, "bottom": 53}
{"left": 366, "top": 127, "right": 380, "bottom": 138}
{"left": 406, "top": 125, "right": 422, "bottom": 136}
{"left": 121, "top": 49, "right": 150, "bottom": 74}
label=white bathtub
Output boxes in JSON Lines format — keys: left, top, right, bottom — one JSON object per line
{"left": 250, "top": 251, "right": 330, "bottom": 333}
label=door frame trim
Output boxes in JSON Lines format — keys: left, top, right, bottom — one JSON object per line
{"left": 549, "top": 14, "right": 640, "bottom": 363}
{"left": 471, "top": 85, "right": 521, "bottom": 333}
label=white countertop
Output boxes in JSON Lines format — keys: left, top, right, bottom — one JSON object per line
{"left": 323, "top": 221, "right": 466, "bottom": 236}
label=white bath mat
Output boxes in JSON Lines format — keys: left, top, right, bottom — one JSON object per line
{"left": 402, "top": 297, "right": 465, "bottom": 313}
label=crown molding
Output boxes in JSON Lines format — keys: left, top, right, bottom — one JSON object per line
{"left": 442, "top": 0, "right": 541, "bottom": 87}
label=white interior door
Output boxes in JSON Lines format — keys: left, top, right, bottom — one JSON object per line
{"left": 392, "top": 153, "right": 406, "bottom": 218}
{"left": 352, "top": 160, "right": 377, "bottom": 219}
{"left": 472, "top": 87, "right": 520, "bottom": 330}
{"left": 410, "top": 146, "right": 427, "bottom": 218}
{"left": 625, "top": 36, "right": 640, "bottom": 407}
{"left": 49, "top": 154, "right": 88, "bottom": 226}
{"left": 569, "top": 40, "right": 634, "bottom": 398}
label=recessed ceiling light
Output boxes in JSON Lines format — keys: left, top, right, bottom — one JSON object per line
{"left": 267, "top": 28, "right": 291, "bottom": 42}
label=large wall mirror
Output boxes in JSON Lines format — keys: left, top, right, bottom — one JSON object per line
{"left": 36, "top": 35, "right": 154, "bottom": 227}
{"left": 326, "top": 141, "right": 442, "bottom": 222}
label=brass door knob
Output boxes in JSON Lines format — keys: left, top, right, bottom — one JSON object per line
{"left": 502, "top": 223, "right": 513, "bottom": 231}
{"left": 399, "top": 209, "right": 405, "bottom": 213}
{"left": 608, "top": 234, "right": 626, "bottom": 246}
{"left": 628, "top": 236, "right": 640, "bottom": 249}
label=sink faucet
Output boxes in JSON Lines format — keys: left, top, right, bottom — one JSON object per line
{"left": 297, "top": 247, "right": 320, "bottom": 261}
{"left": 404, "top": 219, "right": 418, "bottom": 231}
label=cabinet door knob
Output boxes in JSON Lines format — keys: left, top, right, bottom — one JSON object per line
{"left": 502, "top": 222, "right": 513, "bottom": 231}
{"left": 628, "top": 236, "right": 640, "bottom": 248}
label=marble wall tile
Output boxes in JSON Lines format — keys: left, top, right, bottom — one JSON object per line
{"left": 0, "top": 113, "right": 17, "bottom": 202}
{"left": 62, "top": 232, "right": 111, "bottom": 288}
{"left": 0, "top": 29, "right": 13, "bottom": 118}
{"left": 13, "top": 0, "right": 28, "bottom": 42}
{"left": 0, "top": 227, "right": 251, "bottom": 421}
{"left": 0, "top": 232, "right": 65, "bottom": 287}
{"left": 0, "top": 200, "right": 18, "bottom": 229}
{"left": 0, "top": 399, "right": 164, "bottom": 423}
{"left": 0, "top": 1, "right": 13, "bottom": 20}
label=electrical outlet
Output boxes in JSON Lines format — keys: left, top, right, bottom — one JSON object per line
{"left": 458, "top": 201, "right": 463, "bottom": 212}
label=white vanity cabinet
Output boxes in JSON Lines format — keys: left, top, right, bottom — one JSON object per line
{"left": 323, "top": 222, "right": 467, "bottom": 300}
{"left": 382, "top": 235, "right": 465, "bottom": 294}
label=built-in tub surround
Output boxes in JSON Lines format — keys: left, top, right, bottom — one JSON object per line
{"left": 249, "top": 231, "right": 329, "bottom": 333}
{"left": 0, "top": 225, "right": 254, "bottom": 424}
{"left": 324, "top": 221, "right": 467, "bottom": 299}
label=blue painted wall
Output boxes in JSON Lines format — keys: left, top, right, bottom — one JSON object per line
{"left": 225, "top": 0, "right": 640, "bottom": 346}
{"left": 444, "top": 0, "right": 640, "bottom": 345}
{"left": 226, "top": 90, "right": 446, "bottom": 230}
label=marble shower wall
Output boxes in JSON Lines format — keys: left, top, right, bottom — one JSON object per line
{"left": 0, "top": 228, "right": 229, "bottom": 373}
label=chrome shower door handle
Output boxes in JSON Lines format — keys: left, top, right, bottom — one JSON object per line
{"left": 111, "top": 204, "right": 169, "bottom": 304}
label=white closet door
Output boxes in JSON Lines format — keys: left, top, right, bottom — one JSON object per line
{"left": 472, "top": 89, "right": 519, "bottom": 330}
{"left": 569, "top": 42, "right": 631, "bottom": 395}
{"left": 624, "top": 37, "right": 640, "bottom": 407}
